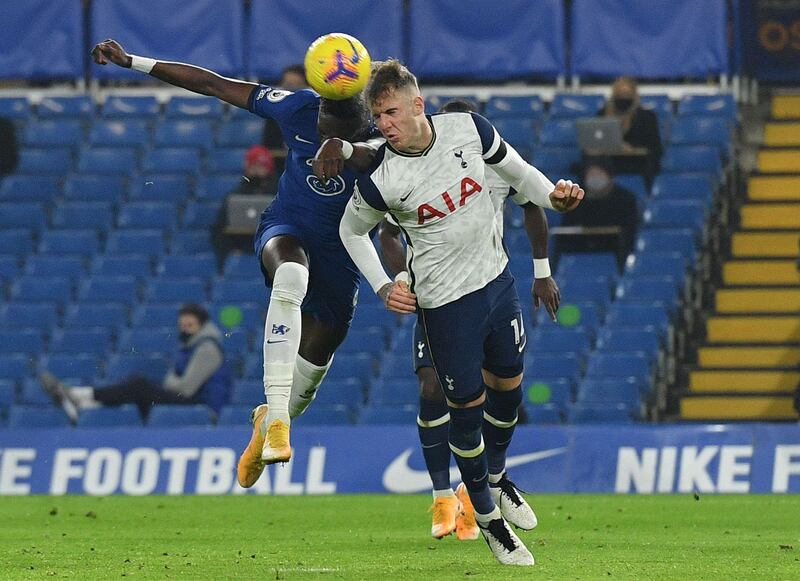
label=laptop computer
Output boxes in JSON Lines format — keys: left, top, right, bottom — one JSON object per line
{"left": 224, "top": 194, "right": 273, "bottom": 234}
{"left": 576, "top": 118, "right": 624, "bottom": 154}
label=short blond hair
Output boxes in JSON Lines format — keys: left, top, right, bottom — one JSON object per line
{"left": 366, "top": 59, "right": 419, "bottom": 106}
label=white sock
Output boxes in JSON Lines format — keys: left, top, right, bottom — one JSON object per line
{"left": 289, "top": 354, "right": 332, "bottom": 418}
{"left": 488, "top": 472, "right": 504, "bottom": 485}
{"left": 263, "top": 262, "right": 308, "bottom": 426}
{"left": 68, "top": 387, "right": 100, "bottom": 410}
{"left": 474, "top": 506, "right": 502, "bottom": 525}
{"left": 432, "top": 488, "right": 455, "bottom": 499}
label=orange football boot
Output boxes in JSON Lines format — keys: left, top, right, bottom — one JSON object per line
{"left": 455, "top": 483, "right": 480, "bottom": 540}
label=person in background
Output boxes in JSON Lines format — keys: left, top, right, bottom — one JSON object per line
{"left": 600, "top": 76, "right": 662, "bottom": 189}
{"left": 0, "top": 115, "right": 19, "bottom": 177}
{"left": 211, "top": 145, "right": 280, "bottom": 268}
{"left": 40, "top": 304, "right": 232, "bottom": 422}
{"left": 559, "top": 158, "right": 639, "bottom": 267}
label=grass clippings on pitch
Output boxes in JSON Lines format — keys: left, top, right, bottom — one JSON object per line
{"left": 1, "top": 494, "right": 798, "bottom": 579}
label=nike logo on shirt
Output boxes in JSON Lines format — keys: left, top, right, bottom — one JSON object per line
{"left": 294, "top": 134, "right": 314, "bottom": 144}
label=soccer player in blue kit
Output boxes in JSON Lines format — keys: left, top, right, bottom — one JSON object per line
{"left": 91, "top": 40, "right": 380, "bottom": 487}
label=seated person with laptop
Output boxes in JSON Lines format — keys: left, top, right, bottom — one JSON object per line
{"left": 211, "top": 145, "right": 279, "bottom": 269}
{"left": 577, "top": 76, "right": 662, "bottom": 189}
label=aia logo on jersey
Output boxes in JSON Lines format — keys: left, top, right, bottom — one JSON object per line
{"left": 305, "top": 159, "right": 346, "bottom": 196}
{"left": 417, "top": 177, "right": 482, "bottom": 224}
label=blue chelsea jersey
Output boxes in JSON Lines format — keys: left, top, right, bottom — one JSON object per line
{"left": 247, "top": 85, "right": 374, "bottom": 243}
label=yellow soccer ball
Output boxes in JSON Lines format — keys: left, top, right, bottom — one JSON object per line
{"left": 304, "top": 33, "right": 371, "bottom": 100}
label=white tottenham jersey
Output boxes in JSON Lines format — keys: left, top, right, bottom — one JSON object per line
{"left": 353, "top": 112, "right": 515, "bottom": 308}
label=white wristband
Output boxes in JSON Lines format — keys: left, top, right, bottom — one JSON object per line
{"left": 340, "top": 140, "right": 354, "bottom": 160}
{"left": 130, "top": 55, "right": 157, "bottom": 74}
{"left": 533, "top": 258, "right": 551, "bottom": 279}
{"left": 394, "top": 271, "right": 410, "bottom": 284}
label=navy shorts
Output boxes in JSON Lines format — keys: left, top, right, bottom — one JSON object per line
{"left": 413, "top": 320, "right": 434, "bottom": 371}
{"left": 254, "top": 206, "right": 360, "bottom": 330}
{"left": 418, "top": 267, "right": 526, "bottom": 404}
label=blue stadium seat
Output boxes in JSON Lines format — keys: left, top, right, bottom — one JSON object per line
{"left": 102, "top": 96, "right": 159, "bottom": 118}
{"left": 0, "top": 202, "right": 46, "bottom": 232}
{"left": 625, "top": 251, "right": 688, "bottom": 280}
{"left": 171, "top": 231, "right": 213, "bottom": 253}
{"left": 92, "top": 254, "right": 152, "bottom": 280}
{"left": 146, "top": 277, "right": 207, "bottom": 303}
{"left": 373, "top": 354, "right": 414, "bottom": 382}
{"left": 643, "top": 199, "right": 706, "bottom": 232}
{"left": 154, "top": 254, "right": 216, "bottom": 280}
{"left": 89, "top": 119, "right": 150, "bottom": 147}
{"left": 491, "top": 118, "right": 536, "bottom": 155}
{"left": 63, "top": 304, "right": 128, "bottom": 331}
{"left": 322, "top": 353, "right": 373, "bottom": 384}
{"left": 128, "top": 174, "right": 191, "bottom": 204}
{"left": 221, "top": 254, "right": 259, "bottom": 279}
{"left": 524, "top": 402, "right": 562, "bottom": 424}
{"left": 661, "top": 145, "right": 722, "bottom": 175}
{"left": 338, "top": 327, "right": 385, "bottom": 356}
{"left": 23, "top": 120, "right": 84, "bottom": 148}
{"left": 50, "top": 329, "right": 113, "bottom": 357}
{"left": 605, "top": 304, "right": 671, "bottom": 337}
{"left": 530, "top": 146, "right": 581, "bottom": 175}
{"left": 669, "top": 117, "right": 731, "bottom": 148}
{"left": 0, "top": 229, "right": 34, "bottom": 256}
{"left": 10, "top": 275, "right": 72, "bottom": 308}
{"left": 0, "top": 303, "right": 59, "bottom": 330}
{"left": 105, "top": 354, "right": 168, "bottom": 383}
{"left": 207, "top": 147, "right": 247, "bottom": 173}
{"left": 651, "top": 173, "right": 714, "bottom": 203}
{"left": 369, "top": 378, "right": 418, "bottom": 406}
{"left": 17, "top": 148, "right": 72, "bottom": 175}
{"left": 130, "top": 305, "right": 179, "bottom": 328}
{"left": 182, "top": 202, "right": 220, "bottom": 229}
{"left": 0, "top": 355, "right": 32, "bottom": 381}
{"left": 63, "top": 175, "right": 126, "bottom": 202}
{"left": 0, "top": 380, "right": 15, "bottom": 416}
{"left": 549, "top": 94, "right": 605, "bottom": 118}
{"left": 212, "top": 279, "right": 266, "bottom": 306}
{"left": 586, "top": 353, "right": 651, "bottom": 383}
{"left": 596, "top": 328, "right": 661, "bottom": 364}
{"left": 567, "top": 403, "right": 635, "bottom": 424}
{"left": 538, "top": 118, "right": 578, "bottom": 145}
{"left": 523, "top": 353, "right": 583, "bottom": 384}
{"left": 639, "top": 94, "right": 673, "bottom": 118}
{"left": 558, "top": 277, "right": 614, "bottom": 308}
{"left": 79, "top": 275, "right": 139, "bottom": 307}
{"left": 117, "top": 202, "right": 178, "bottom": 230}
{"left": 78, "top": 147, "right": 138, "bottom": 175}
{"left": 677, "top": 94, "right": 735, "bottom": 119}
{"left": 19, "top": 378, "right": 52, "bottom": 405}
{"left": 76, "top": 405, "right": 142, "bottom": 428}
{"left": 536, "top": 301, "right": 603, "bottom": 335}
{"left": 106, "top": 230, "right": 165, "bottom": 258}
{"left": 0, "top": 329, "right": 44, "bottom": 356}
{"left": 0, "top": 97, "right": 31, "bottom": 121}
{"left": 210, "top": 303, "right": 263, "bottom": 333}
{"left": 0, "top": 255, "right": 20, "bottom": 280}
{"left": 230, "top": 380, "right": 263, "bottom": 405}
{"left": 484, "top": 95, "right": 545, "bottom": 121}
{"left": 635, "top": 228, "right": 697, "bottom": 258}
{"left": 521, "top": 376, "right": 573, "bottom": 411}
{"left": 165, "top": 96, "right": 224, "bottom": 118}
{"left": 424, "top": 94, "right": 479, "bottom": 114}
{"left": 147, "top": 404, "right": 214, "bottom": 427}
{"left": 8, "top": 406, "right": 71, "bottom": 428}
{"left": 51, "top": 202, "right": 114, "bottom": 231}
{"left": 39, "top": 354, "right": 100, "bottom": 383}
{"left": 37, "top": 96, "right": 93, "bottom": 119}
{"left": 294, "top": 404, "right": 352, "bottom": 426}
{"left": 358, "top": 405, "right": 417, "bottom": 425}
{"left": 577, "top": 378, "right": 642, "bottom": 407}
{"left": 556, "top": 253, "right": 619, "bottom": 279}
{"left": 350, "top": 303, "right": 397, "bottom": 328}
{"left": 142, "top": 148, "right": 201, "bottom": 174}
{"left": 614, "top": 174, "right": 649, "bottom": 201}
{"left": 217, "top": 404, "right": 254, "bottom": 426}
{"left": 529, "top": 327, "right": 592, "bottom": 358}
{"left": 216, "top": 119, "right": 264, "bottom": 147}
{"left": 0, "top": 176, "right": 61, "bottom": 203}
{"left": 313, "top": 378, "right": 364, "bottom": 409}
{"left": 195, "top": 174, "right": 242, "bottom": 201}
{"left": 615, "top": 276, "right": 679, "bottom": 309}
{"left": 39, "top": 230, "right": 99, "bottom": 258}
{"left": 154, "top": 120, "right": 214, "bottom": 149}
{"left": 25, "top": 254, "right": 86, "bottom": 284}
{"left": 118, "top": 328, "right": 176, "bottom": 356}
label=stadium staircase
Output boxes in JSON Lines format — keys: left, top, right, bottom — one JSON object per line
{"left": 679, "top": 94, "right": 800, "bottom": 421}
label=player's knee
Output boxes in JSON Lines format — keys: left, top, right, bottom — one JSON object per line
{"left": 418, "top": 369, "right": 444, "bottom": 401}
{"left": 482, "top": 368, "right": 523, "bottom": 391}
{"left": 448, "top": 404, "right": 484, "bottom": 457}
{"left": 271, "top": 262, "right": 309, "bottom": 307}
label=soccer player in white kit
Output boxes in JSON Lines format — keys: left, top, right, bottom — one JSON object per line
{"left": 331, "top": 61, "right": 583, "bottom": 565}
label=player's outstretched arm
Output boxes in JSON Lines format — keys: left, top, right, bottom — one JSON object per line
{"left": 522, "top": 203, "right": 560, "bottom": 322}
{"left": 91, "top": 39, "right": 256, "bottom": 109}
{"left": 313, "top": 138, "right": 377, "bottom": 182}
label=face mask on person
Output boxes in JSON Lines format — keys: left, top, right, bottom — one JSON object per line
{"left": 585, "top": 173, "right": 612, "bottom": 194}
{"left": 613, "top": 97, "right": 634, "bottom": 112}
{"left": 179, "top": 331, "right": 193, "bottom": 343}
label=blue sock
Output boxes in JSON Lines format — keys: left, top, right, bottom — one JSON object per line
{"left": 483, "top": 384, "right": 522, "bottom": 477}
{"left": 417, "top": 396, "right": 452, "bottom": 491}
{"left": 448, "top": 404, "right": 493, "bottom": 515}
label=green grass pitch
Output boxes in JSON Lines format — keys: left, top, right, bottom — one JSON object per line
{"left": 1, "top": 495, "right": 798, "bottom": 579}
